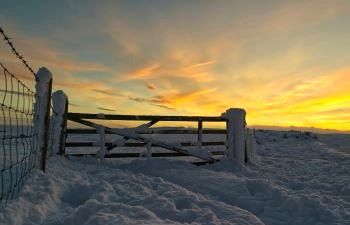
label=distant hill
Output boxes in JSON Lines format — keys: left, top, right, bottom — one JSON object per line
{"left": 249, "top": 125, "right": 350, "bottom": 134}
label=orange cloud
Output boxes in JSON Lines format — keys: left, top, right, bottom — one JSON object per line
{"left": 125, "top": 87, "right": 222, "bottom": 113}
{"left": 123, "top": 60, "right": 216, "bottom": 85}
{"left": 183, "top": 60, "right": 216, "bottom": 71}
{"left": 162, "top": 88, "right": 217, "bottom": 106}
{"left": 127, "top": 63, "right": 159, "bottom": 78}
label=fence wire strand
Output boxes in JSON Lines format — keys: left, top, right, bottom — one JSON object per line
{"left": 0, "top": 27, "right": 37, "bottom": 79}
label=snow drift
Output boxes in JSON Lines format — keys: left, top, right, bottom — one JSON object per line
{"left": 0, "top": 130, "right": 349, "bottom": 225}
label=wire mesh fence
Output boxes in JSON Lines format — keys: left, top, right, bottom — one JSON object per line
{"left": 0, "top": 62, "right": 38, "bottom": 207}
{"left": 0, "top": 27, "right": 44, "bottom": 209}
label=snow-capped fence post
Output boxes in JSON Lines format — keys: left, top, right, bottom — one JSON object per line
{"left": 34, "top": 67, "right": 52, "bottom": 172}
{"left": 222, "top": 108, "right": 246, "bottom": 164}
{"left": 50, "top": 90, "right": 68, "bottom": 156}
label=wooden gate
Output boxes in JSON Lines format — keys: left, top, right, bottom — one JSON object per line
{"left": 49, "top": 91, "right": 252, "bottom": 165}
{"left": 64, "top": 113, "right": 227, "bottom": 164}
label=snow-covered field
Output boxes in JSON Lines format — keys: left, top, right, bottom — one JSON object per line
{"left": 0, "top": 130, "right": 349, "bottom": 225}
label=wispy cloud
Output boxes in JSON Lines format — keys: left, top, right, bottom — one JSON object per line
{"left": 69, "top": 102, "right": 80, "bottom": 107}
{"left": 97, "top": 107, "right": 116, "bottom": 112}
{"left": 125, "top": 88, "right": 218, "bottom": 111}
{"left": 144, "top": 82, "right": 156, "bottom": 90}
{"left": 127, "top": 63, "right": 159, "bottom": 79}
{"left": 122, "top": 60, "right": 216, "bottom": 86}
{"left": 183, "top": 60, "right": 216, "bottom": 71}
{"left": 92, "top": 88, "right": 125, "bottom": 97}
{"left": 127, "top": 96, "right": 175, "bottom": 110}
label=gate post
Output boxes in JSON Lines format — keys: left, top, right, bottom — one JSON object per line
{"left": 96, "top": 125, "right": 107, "bottom": 161}
{"left": 50, "top": 90, "right": 68, "bottom": 155}
{"left": 197, "top": 119, "right": 203, "bottom": 149}
{"left": 223, "top": 108, "right": 246, "bottom": 164}
{"left": 146, "top": 142, "right": 152, "bottom": 159}
{"left": 34, "top": 67, "right": 52, "bottom": 172}
{"left": 245, "top": 128, "right": 257, "bottom": 163}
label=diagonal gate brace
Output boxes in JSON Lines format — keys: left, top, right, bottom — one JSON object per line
{"left": 106, "top": 119, "right": 159, "bottom": 151}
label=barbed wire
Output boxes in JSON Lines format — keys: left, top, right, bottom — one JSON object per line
{"left": 0, "top": 27, "right": 59, "bottom": 117}
{"left": 0, "top": 27, "right": 37, "bottom": 79}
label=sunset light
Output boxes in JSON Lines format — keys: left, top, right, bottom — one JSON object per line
{"left": 1, "top": 0, "right": 350, "bottom": 131}
{"left": 1, "top": 1, "right": 350, "bottom": 224}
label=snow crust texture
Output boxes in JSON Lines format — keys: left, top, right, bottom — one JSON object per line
{"left": 0, "top": 130, "right": 349, "bottom": 225}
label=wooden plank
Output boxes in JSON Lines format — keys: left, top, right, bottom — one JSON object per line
{"left": 68, "top": 117, "right": 217, "bottom": 162}
{"left": 140, "top": 119, "right": 159, "bottom": 128}
{"left": 65, "top": 151, "right": 225, "bottom": 158}
{"left": 192, "top": 161, "right": 217, "bottom": 166}
{"left": 66, "top": 128, "right": 227, "bottom": 134}
{"left": 65, "top": 141, "right": 226, "bottom": 148}
{"left": 67, "top": 113, "right": 225, "bottom": 122}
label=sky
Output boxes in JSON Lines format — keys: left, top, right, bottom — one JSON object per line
{"left": 1, "top": 0, "right": 350, "bottom": 131}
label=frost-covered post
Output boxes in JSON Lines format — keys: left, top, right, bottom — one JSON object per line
{"left": 96, "top": 125, "right": 107, "bottom": 162}
{"left": 146, "top": 142, "right": 152, "bottom": 159}
{"left": 50, "top": 90, "right": 68, "bottom": 155}
{"left": 245, "top": 128, "right": 256, "bottom": 163}
{"left": 34, "top": 67, "right": 52, "bottom": 172}
{"left": 222, "top": 108, "right": 246, "bottom": 164}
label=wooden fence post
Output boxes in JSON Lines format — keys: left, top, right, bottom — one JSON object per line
{"left": 222, "top": 108, "right": 246, "bottom": 164}
{"left": 245, "top": 128, "right": 257, "bottom": 163}
{"left": 96, "top": 125, "right": 106, "bottom": 161}
{"left": 146, "top": 142, "right": 152, "bottom": 159}
{"left": 50, "top": 90, "right": 68, "bottom": 155}
{"left": 34, "top": 67, "right": 52, "bottom": 172}
{"left": 245, "top": 128, "right": 251, "bottom": 163}
{"left": 198, "top": 119, "right": 203, "bottom": 149}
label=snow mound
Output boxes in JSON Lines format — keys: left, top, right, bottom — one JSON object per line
{"left": 0, "top": 157, "right": 263, "bottom": 225}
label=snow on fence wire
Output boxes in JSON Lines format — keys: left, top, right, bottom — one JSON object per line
{"left": 0, "top": 27, "right": 53, "bottom": 208}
